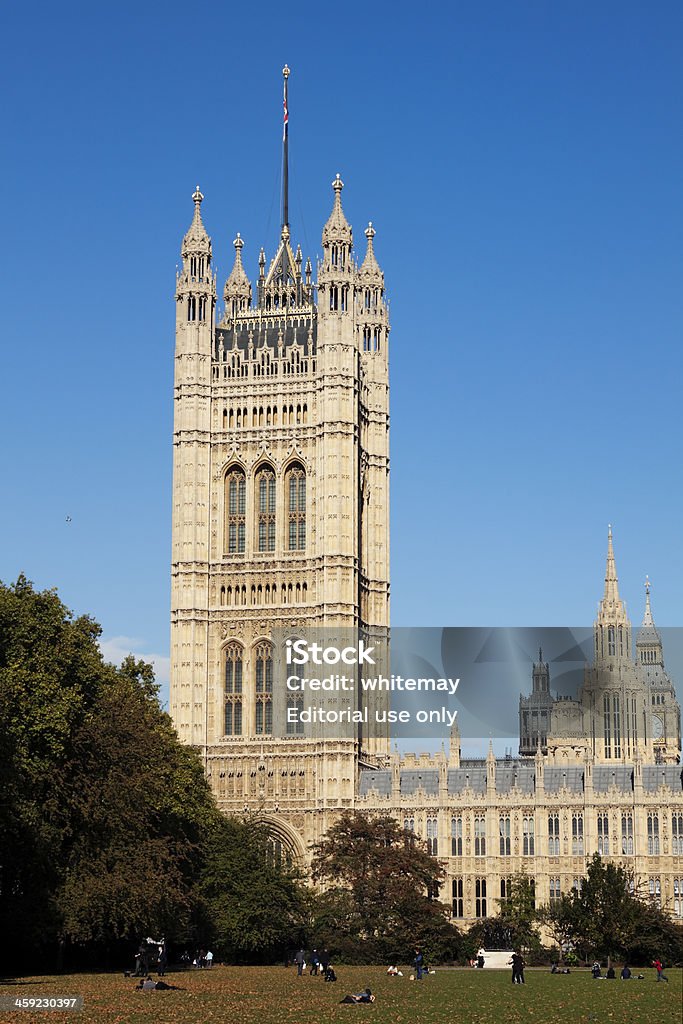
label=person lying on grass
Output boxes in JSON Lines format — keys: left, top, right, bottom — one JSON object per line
{"left": 135, "top": 976, "right": 183, "bottom": 991}
{"left": 340, "top": 988, "right": 376, "bottom": 1003}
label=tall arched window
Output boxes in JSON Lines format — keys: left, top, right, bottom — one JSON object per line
{"left": 286, "top": 463, "right": 306, "bottom": 551}
{"left": 225, "top": 467, "right": 246, "bottom": 553}
{"left": 256, "top": 466, "right": 276, "bottom": 552}
{"left": 224, "top": 642, "right": 243, "bottom": 736}
{"left": 254, "top": 641, "right": 273, "bottom": 735}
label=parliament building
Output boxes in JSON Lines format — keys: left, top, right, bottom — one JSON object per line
{"left": 170, "top": 72, "right": 683, "bottom": 926}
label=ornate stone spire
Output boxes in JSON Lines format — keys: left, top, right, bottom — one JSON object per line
{"left": 322, "top": 174, "right": 352, "bottom": 246}
{"left": 224, "top": 233, "right": 252, "bottom": 314}
{"left": 598, "top": 524, "right": 628, "bottom": 620}
{"left": 182, "top": 185, "right": 211, "bottom": 257}
{"left": 636, "top": 576, "right": 663, "bottom": 660}
{"left": 594, "top": 525, "right": 631, "bottom": 664}
{"left": 359, "top": 222, "right": 383, "bottom": 282}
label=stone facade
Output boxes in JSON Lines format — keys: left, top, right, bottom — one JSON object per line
{"left": 171, "top": 176, "right": 390, "bottom": 860}
{"left": 170, "top": 179, "right": 683, "bottom": 925}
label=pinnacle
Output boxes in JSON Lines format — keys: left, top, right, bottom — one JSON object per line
{"left": 225, "top": 231, "right": 251, "bottom": 300}
{"left": 359, "top": 221, "right": 383, "bottom": 280}
{"left": 322, "top": 173, "right": 352, "bottom": 245}
{"left": 183, "top": 185, "right": 210, "bottom": 253}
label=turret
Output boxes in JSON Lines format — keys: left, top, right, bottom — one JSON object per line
{"left": 223, "top": 233, "right": 252, "bottom": 319}
{"left": 176, "top": 185, "right": 215, "bottom": 336}
{"left": 318, "top": 175, "right": 354, "bottom": 313}
{"left": 357, "top": 222, "right": 388, "bottom": 356}
{"left": 593, "top": 525, "right": 631, "bottom": 666}
{"left": 636, "top": 577, "right": 663, "bottom": 667}
{"left": 170, "top": 186, "right": 215, "bottom": 747}
{"left": 532, "top": 647, "right": 550, "bottom": 694}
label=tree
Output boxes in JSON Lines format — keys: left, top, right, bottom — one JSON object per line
{"left": 541, "top": 853, "right": 683, "bottom": 965}
{"left": 0, "top": 576, "right": 220, "bottom": 968}
{"left": 311, "top": 812, "right": 459, "bottom": 963}
{"left": 57, "top": 656, "right": 220, "bottom": 950}
{"left": 198, "top": 815, "right": 309, "bottom": 961}
{"left": 496, "top": 872, "right": 541, "bottom": 952}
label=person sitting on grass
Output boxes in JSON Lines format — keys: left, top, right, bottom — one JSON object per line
{"left": 340, "top": 988, "right": 375, "bottom": 1004}
{"left": 324, "top": 964, "right": 337, "bottom": 982}
{"left": 620, "top": 965, "right": 632, "bottom": 980}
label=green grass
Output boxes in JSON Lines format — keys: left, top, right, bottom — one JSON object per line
{"left": 0, "top": 966, "right": 681, "bottom": 1024}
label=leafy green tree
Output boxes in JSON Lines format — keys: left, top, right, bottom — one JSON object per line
{"left": 198, "top": 815, "right": 309, "bottom": 961}
{"left": 541, "top": 853, "right": 683, "bottom": 965}
{"left": 57, "top": 656, "right": 220, "bottom": 949}
{"left": 0, "top": 576, "right": 219, "bottom": 968}
{"left": 495, "top": 872, "right": 541, "bottom": 952}
{"left": 311, "top": 812, "right": 459, "bottom": 963}
{"left": 0, "top": 576, "right": 105, "bottom": 954}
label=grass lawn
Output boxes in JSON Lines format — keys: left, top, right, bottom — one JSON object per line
{"left": 0, "top": 965, "right": 681, "bottom": 1024}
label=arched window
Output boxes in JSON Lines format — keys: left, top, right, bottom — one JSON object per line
{"left": 254, "top": 641, "right": 273, "bottom": 735}
{"left": 225, "top": 467, "right": 246, "bottom": 554}
{"left": 286, "top": 463, "right": 306, "bottom": 551}
{"left": 603, "top": 694, "right": 612, "bottom": 758}
{"left": 255, "top": 466, "right": 276, "bottom": 552}
{"left": 224, "top": 642, "right": 243, "bottom": 736}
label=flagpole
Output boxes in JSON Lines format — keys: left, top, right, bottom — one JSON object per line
{"left": 282, "top": 64, "right": 290, "bottom": 233}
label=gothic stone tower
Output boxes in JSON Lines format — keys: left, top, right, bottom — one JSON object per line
{"left": 170, "top": 73, "right": 390, "bottom": 859}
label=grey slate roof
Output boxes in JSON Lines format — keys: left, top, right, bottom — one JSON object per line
{"left": 495, "top": 762, "right": 536, "bottom": 795}
{"left": 544, "top": 767, "right": 584, "bottom": 793}
{"left": 358, "top": 770, "right": 392, "bottom": 798}
{"left": 642, "top": 766, "right": 683, "bottom": 792}
{"left": 448, "top": 768, "right": 487, "bottom": 795}
{"left": 215, "top": 315, "right": 317, "bottom": 356}
{"left": 593, "top": 766, "right": 633, "bottom": 792}
{"left": 400, "top": 770, "right": 439, "bottom": 796}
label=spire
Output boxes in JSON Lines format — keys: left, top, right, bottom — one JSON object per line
{"left": 182, "top": 185, "right": 211, "bottom": 256}
{"left": 532, "top": 647, "right": 549, "bottom": 693}
{"left": 603, "top": 523, "right": 620, "bottom": 605}
{"left": 594, "top": 525, "right": 631, "bottom": 663}
{"left": 597, "top": 524, "right": 628, "bottom": 623}
{"left": 636, "top": 575, "right": 663, "bottom": 659}
{"left": 281, "top": 65, "right": 290, "bottom": 233}
{"left": 642, "top": 576, "right": 655, "bottom": 628}
{"left": 224, "top": 233, "right": 252, "bottom": 315}
{"left": 359, "top": 222, "right": 383, "bottom": 280}
{"left": 322, "top": 174, "right": 352, "bottom": 245}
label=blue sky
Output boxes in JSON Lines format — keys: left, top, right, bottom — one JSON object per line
{"left": 1, "top": 1, "right": 682, "bottom": 710}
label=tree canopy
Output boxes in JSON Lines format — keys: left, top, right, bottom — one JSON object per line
{"left": 311, "top": 811, "right": 459, "bottom": 963}
{"left": 0, "top": 576, "right": 221, "bottom": 966}
{"left": 542, "top": 853, "right": 683, "bottom": 965}
{"left": 199, "top": 816, "right": 309, "bottom": 961}
{"left": 0, "top": 575, "right": 313, "bottom": 970}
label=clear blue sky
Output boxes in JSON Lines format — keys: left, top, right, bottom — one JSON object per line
{"left": 2, "top": 1, "right": 682, "bottom": 708}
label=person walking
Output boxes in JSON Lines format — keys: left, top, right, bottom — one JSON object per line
{"left": 652, "top": 958, "right": 669, "bottom": 982}
{"left": 158, "top": 941, "right": 168, "bottom": 977}
{"left": 320, "top": 949, "right": 330, "bottom": 976}
{"left": 205, "top": 950, "right": 213, "bottom": 969}
{"left": 295, "top": 948, "right": 305, "bottom": 976}
{"left": 414, "top": 949, "right": 424, "bottom": 980}
{"left": 310, "top": 949, "right": 320, "bottom": 976}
